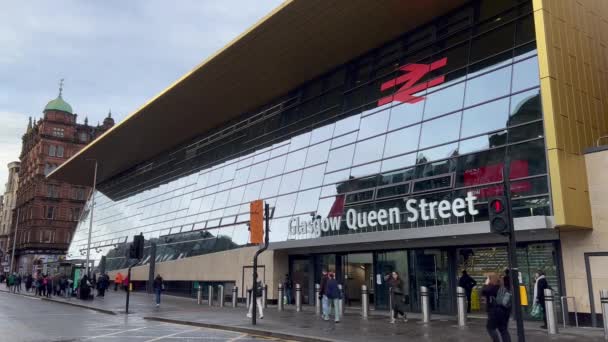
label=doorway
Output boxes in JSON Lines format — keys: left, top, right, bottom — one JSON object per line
{"left": 375, "top": 250, "right": 409, "bottom": 310}
{"left": 341, "top": 253, "right": 374, "bottom": 307}
{"left": 410, "top": 249, "right": 452, "bottom": 314}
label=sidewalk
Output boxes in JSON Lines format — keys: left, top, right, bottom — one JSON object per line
{"left": 2, "top": 287, "right": 605, "bottom": 341}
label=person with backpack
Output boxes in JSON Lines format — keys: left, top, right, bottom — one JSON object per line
{"left": 482, "top": 272, "right": 511, "bottom": 342}
{"left": 458, "top": 270, "right": 477, "bottom": 313}
{"left": 247, "top": 274, "right": 264, "bottom": 319}
{"left": 533, "top": 270, "right": 550, "bottom": 329}
{"left": 324, "top": 272, "right": 341, "bottom": 323}
{"left": 153, "top": 274, "right": 163, "bottom": 307}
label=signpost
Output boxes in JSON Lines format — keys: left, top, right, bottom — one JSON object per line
{"left": 125, "top": 233, "right": 144, "bottom": 314}
{"left": 250, "top": 200, "right": 271, "bottom": 326}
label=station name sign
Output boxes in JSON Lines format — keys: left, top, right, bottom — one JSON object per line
{"left": 288, "top": 192, "right": 479, "bottom": 238}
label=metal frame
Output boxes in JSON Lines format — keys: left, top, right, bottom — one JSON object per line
{"left": 585, "top": 252, "right": 608, "bottom": 327}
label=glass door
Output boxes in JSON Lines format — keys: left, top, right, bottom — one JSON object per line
{"left": 291, "top": 257, "right": 313, "bottom": 304}
{"left": 341, "top": 253, "right": 374, "bottom": 307}
{"left": 375, "top": 250, "right": 409, "bottom": 310}
{"left": 411, "top": 249, "right": 452, "bottom": 314}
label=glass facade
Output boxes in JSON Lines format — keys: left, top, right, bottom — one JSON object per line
{"left": 69, "top": 0, "right": 549, "bottom": 272}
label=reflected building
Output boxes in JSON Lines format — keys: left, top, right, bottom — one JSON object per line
{"left": 48, "top": 0, "right": 608, "bottom": 321}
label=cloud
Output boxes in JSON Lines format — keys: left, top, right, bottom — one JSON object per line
{"left": 0, "top": 112, "right": 27, "bottom": 193}
{"left": 0, "top": 0, "right": 283, "bottom": 189}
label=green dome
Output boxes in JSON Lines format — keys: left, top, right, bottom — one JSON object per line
{"left": 44, "top": 96, "right": 73, "bottom": 114}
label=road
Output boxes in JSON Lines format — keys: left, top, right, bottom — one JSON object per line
{"left": 0, "top": 292, "right": 284, "bottom": 342}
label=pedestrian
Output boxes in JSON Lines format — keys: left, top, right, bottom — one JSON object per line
{"left": 324, "top": 272, "right": 341, "bottom": 323}
{"left": 319, "top": 270, "right": 329, "bottom": 320}
{"left": 533, "top": 270, "right": 550, "bottom": 329}
{"left": 67, "top": 277, "right": 74, "bottom": 298}
{"left": 247, "top": 274, "right": 264, "bottom": 319}
{"left": 283, "top": 274, "right": 293, "bottom": 305}
{"left": 458, "top": 270, "right": 477, "bottom": 313}
{"left": 97, "top": 274, "right": 108, "bottom": 297}
{"left": 153, "top": 274, "right": 164, "bottom": 307}
{"left": 482, "top": 272, "right": 511, "bottom": 342}
{"left": 16, "top": 273, "right": 22, "bottom": 293}
{"left": 79, "top": 275, "right": 91, "bottom": 300}
{"left": 123, "top": 274, "right": 129, "bottom": 292}
{"left": 114, "top": 272, "right": 123, "bottom": 291}
{"left": 34, "top": 276, "right": 41, "bottom": 296}
{"left": 8, "top": 273, "right": 14, "bottom": 293}
{"left": 45, "top": 275, "right": 53, "bottom": 298}
{"left": 385, "top": 271, "right": 408, "bottom": 323}
{"left": 59, "top": 275, "right": 66, "bottom": 297}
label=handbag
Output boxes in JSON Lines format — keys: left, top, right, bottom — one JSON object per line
{"left": 530, "top": 303, "right": 542, "bottom": 319}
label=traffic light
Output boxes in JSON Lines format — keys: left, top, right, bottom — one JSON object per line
{"left": 250, "top": 200, "right": 264, "bottom": 244}
{"left": 127, "top": 234, "right": 145, "bottom": 259}
{"left": 487, "top": 196, "right": 510, "bottom": 235}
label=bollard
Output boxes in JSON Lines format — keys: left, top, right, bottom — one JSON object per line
{"left": 421, "top": 286, "right": 430, "bottom": 323}
{"left": 262, "top": 284, "right": 268, "bottom": 309}
{"left": 295, "top": 283, "right": 302, "bottom": 312}
{"left": 600, "top": 289, "right": 608, "bottom": 340}
{"left": 208, "top": 285, "right": 214, "bottom": 307}
{"left": 218, "top": 285, "right": 225, "bottom": 307}
{"left": 197, "top": 285, "right": 203, "bottom": 305}
{"left": 246, "top": 288, "right": 252, "bottom": 309}
{"left": 232, "top": 287, "right": 238, "bottom": 308}
{"left": 457, "top": 286, "right": 467, "bottom": 327}
{"left": 544, "top": 288, "right": 558, "bottom": 335}
{"left": 278, "top": 283, "right": 284, "bottom": 311}
{"left": 315, "top": 283, "right": 321, "bottom": 315}
{"left": 338, "top": 284, "right": 344, "bottom": 314}
{"left": 361, "top": 285, "right": 369, "bottom": 319}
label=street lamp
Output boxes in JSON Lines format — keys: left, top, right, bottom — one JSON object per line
{"left": 85, "top": 159, "right": 98, "bottom": 277}
{"left": 9, "top": 208, "right": 20, "bottom": 274}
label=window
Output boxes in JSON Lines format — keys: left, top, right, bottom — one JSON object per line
{"left": 74, "top": 187, "right": 86, "bottom": 200}
{"left": 47, "top": 184, "right": 59, "bottom": 198}
{"left": 419, "top": 113, "right": 461, "bottom": 149}
{"left": 71, "top": 208, "right": 81, "bottom": 221}
{"left": 79, "top": 132, "right": 88, "bottom": 142}
{"left": 49, "top": 145, "right": 56, "bottom": 157}
{"left": 464, "top": 66, "right": 512, "bottom": 107}
{"left": 460, "top": 98, "right": 510, "bottom": 138}
{"left": 46, "top": 206, "right": 55, "bottom": 220}
{"left": 383, "top": 125, "right": 420, "bottom": 158}
{"left": 52, "top": 127, "right": 65, "bottom": 137}
{"left": 56, "top": 146, "right": 64, "bottom": 158}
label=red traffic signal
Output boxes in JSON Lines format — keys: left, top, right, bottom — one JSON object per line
{"left": 490, "top": 199, "right": 505, "bottom": 214}
{"left": 487, "top": 196, "right": 510, "bottom": 235}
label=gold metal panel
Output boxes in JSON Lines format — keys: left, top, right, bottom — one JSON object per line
{"left": 534, "top": 0, "right": 608, "bottom": 229}
{"left": 48, "top": 0, "right": 466, "bottom": 186}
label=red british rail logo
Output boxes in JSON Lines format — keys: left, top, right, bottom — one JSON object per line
{"left": 377, "top": 57, "right": 448, "bottom": 106}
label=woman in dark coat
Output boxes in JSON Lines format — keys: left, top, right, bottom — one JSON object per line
{"left": 385, "top": 271, "right": 408, "bottom": 323}
{"left": 79, "top": 275, "right": 91, "bottom": 300}
{"left": 482, "top": 272, "right": 511, "bottom": 342}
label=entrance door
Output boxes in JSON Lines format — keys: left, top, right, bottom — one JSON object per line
{"left": 375, "top": 250, "right": 409, "bottom": 310}
{"left": 291, "top": 257, "right": 313, "bottom": 304}
{"left": 341, "top": 253, "right": 374, "bottom": 307}
{"left": 411, "top": 249, "right": 451, "bottom": 314}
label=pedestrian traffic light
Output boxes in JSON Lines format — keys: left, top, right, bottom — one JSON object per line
{"left": 488, "top": 196, "right": 510, "bottom": 235}
{"left": 250, "top": 200, "right": 264, "bottom": 244}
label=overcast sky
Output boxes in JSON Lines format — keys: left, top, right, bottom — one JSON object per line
{"left": 0, "top": 0, "right": 283, "bottom": 194}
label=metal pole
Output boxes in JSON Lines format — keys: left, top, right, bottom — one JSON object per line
{"left": 219, "top": 285, "right": 225, "bottom": 307}
{"left": 503, "top": 155, "right": 526, "bottom": 342}
{"left": 361, "top": 285, "right": 369, "bottom": 319}
{"left": 457, "top": 286, "right": 467, "bottom": 327}
{"left": 85, "top": 160, "right": 98, "bottom": 278}
{"left": 421, "top": 286, "right": 430, "bottom": 323}
{"left": 262, "top": 284, "right": 267, "bottom": 309}
{"left": 9, "top": 208, "right": 20, "bottom": 274}
{"left": 295, "top": 283, "right": 302, "bottom": 312}
{"left": 197, "top": 285, "right": 202, "bottom": 305}
{"left": 125, "top": 265, "right": 132, "bottom": 314}
{"left": 251, "top": 203, "right": 270, "bottom": 326}
{"left": 338, "top": 284, "right": 344, "bottom": 314}
{"left": 208, "top": 285, "right": 214, "bottom": 306}
{"left": 246, "top": 288, "right": 251, "bottom": 309}
{"left": 544, "top": 289, "right": 558, "bottom": 335}
{"left": 315, "top": 283, "right": 321, "bottom": 315}
{"left": 389, "top": 286, "right": 393, "bottom": 319}
{"left": 232, "top": 286, "right": 238, "bottom": 308}
{"left": 600, "top": 289, "right": 608, "bottom": 340}
{"left": 278, "top": 283, "right": 284, "bottom": 311}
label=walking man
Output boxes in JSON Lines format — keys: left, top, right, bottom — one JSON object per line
{"left": 247, "top": 274, "right": 264, "bottom": 319}
{"left": 324, "top": 272, "right": 341, "bottom": 323}
{"left": 458, "top": 270, "right": 477, "bottom": 313}
{"left": 153, "top": 274, "right": 164, "bottom": 307}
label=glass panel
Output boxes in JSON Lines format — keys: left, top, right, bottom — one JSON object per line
{"left": 227, "top": 186, "right": 245, "bottom": 206}
{"left": 353, "top": 135, "right": 385, "bottom": 165}
{"left": 345, "top": 190, "right": 374, "bottom": 204}
{"left": 323, "top": 169, "right": 350, "bottom": 185}
{"left": 331, "top": 131, "right": 358, "bottom": 148}
{"left": 274, "top": 194, "right": 297, "bottom": 217}
{"left": 383, "top": 125, "right": 420, "bottom": 158}
{"left": 464, "top": 66, "right": 512, "bottom": 107}
{"left": 412, "top": 175, "right": 453, "bottom": 193}
{"left": 455, "top": 147, "right": 506, "bottom": 188}
{"left": 289, "top": 132, "right": 311, "bottom": 152}
{"left": 459, "top": 131, "right": 507, "bottom": 154}
{"left": 512, "top": 56, "right": 539, "bottom": 92}
{"left": 388, "top": 100, "right": 424, "bottom": 130}
{"left": 232, "top": 168, "right": 250, "bottom": 187}
{"left": 279, "top": 170, "right": 303, "bottom": 194}
{"left": 211, "top": 190, "right": 229, "bottom": 210}
{"left": 423, "top": 82, "right": 465, "bottom": 120}
{"left": 419, "top": 113, "right": 461, "bottom": 149}
{"left": 377, "top": 183, "right": 410, "bottom": 199}
{"left": 300, "top": 164, "right": 326, "bottom": 190}
{"left": 243, "top": 181, "right": 263, "bottom": 203}
{"left": 266, "top": 155, "right": 287, "bottom": 178}
{"left": 294, "top": 188, "right": 321, "bottom": 214}
{"left": 284, "top": 149, "right": 308, "bottom": 173}
{"left": 248, "top": 161, "right": 268, "bottom": 183}
{"left": 416, "top": 145, "right": 457, "bottom": 170}
{"left": 508, "top": 121, "right": 543, "bottom": 143}
{"left": 358, "top": 109, "right": 389, "bottom": 140}
{"left": 381, "top": 153, "right": 416, "bottom": 172}
{"left": 220, "top": 163, "right": 237, "bottom": 183}
{"left": 508, "top": 140, "right": 547, "bottom": 178}
{"left": 379, "top": 168, "right": 414, "bottom": 186}
{"left": 305, "top": 141, "right": 330, "bottom": 167}
{"left": 509, "top": 89, "right": 541, "bottom": 125}
{"left": 310, "top": 124, "right": 335, "bottom": 144}
{"left": 260, "top": 176, "right": 282, "bottom": 199}
{"left": 270, "top": 144, "right": 289, "bottom": 158}
{"left": 460, "top": 98, "right": 510, "bottom": 138}
{"left": 326, "top": 144, "right": 355, "bottom": 172}
{"left": 333, "top": 114, "right": 360, "bottom": 136}
{"left": 350, "top": 162, "right": 380, "bottom": 178}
